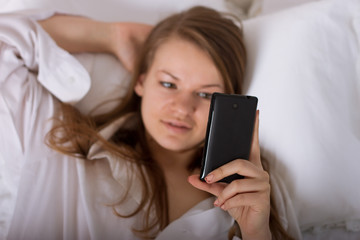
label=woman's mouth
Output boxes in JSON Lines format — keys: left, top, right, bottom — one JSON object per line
{"left": 162, "top": 120, "right": 192, "bottom": 133}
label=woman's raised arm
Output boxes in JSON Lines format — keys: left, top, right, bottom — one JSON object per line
{"left": 38, "top": 15, "right": 152, "bottom": 71}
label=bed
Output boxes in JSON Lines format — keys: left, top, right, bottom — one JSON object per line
{"left": 0, "top": 0, "right": 359, "bottom": 239}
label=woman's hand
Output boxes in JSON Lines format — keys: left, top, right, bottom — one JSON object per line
{"left": 188, "top": 111, "right": 271, "bottom": 240}
{"left": 38, "top": 15, "right": 152, "bottom": 72}
{"left": 109, "top": 22, "right": 152, "bottom": 72}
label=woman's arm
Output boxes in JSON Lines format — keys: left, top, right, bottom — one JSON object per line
{"left": 38, "top": 15, "right": 152, "bottom": 71}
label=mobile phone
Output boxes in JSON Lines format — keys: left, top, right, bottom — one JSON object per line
{"left": 199, "top": 92, "right": 258, "bottom": 183}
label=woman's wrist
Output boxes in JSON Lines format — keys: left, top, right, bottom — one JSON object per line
{"left": 108, "top": 22, "right": 129, "bottom": 56}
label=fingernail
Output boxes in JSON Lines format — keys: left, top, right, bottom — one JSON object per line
{"left": 205, "top": 174, "right": 214, "bottom": 183}
{"left": 214, "top": 199, "right": 219, "bottom": 207}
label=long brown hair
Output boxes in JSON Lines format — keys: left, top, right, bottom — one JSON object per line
{"left": 47, "top": 6, "right": 293, "bottom": 239}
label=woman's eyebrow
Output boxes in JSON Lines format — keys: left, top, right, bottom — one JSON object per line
{"left": 159, "top": 69, "right": 223, "bottom": 89}
{"left": 201, "top": 84, "right": 224, "bottom": 89}
{"left": 159, "top": 70, "right": 179, "bottom": 80}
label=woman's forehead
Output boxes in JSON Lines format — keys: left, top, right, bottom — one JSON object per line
{"left": 149, "top": 37, "right": 224, "bottom": 87}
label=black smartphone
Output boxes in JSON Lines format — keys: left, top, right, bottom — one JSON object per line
{"left": 199, "top": 92, "right": 258, "bottom": 183}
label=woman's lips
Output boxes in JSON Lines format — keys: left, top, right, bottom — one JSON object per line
{"left": 162, "top": 120, "right": 192, "bottom": 133}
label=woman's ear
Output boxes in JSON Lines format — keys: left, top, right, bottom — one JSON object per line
{"left": 134, "top": 74, "right": 145, "bottom": 97}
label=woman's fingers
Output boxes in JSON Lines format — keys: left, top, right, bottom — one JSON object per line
{"left": 204, "top": 159, "right": 265, "bottom": 184}
{"left": 249, "top": 110, "right": 262, "bottom": 168}
{"left": 188, "top": 174, "right": 225, "bottom": 197}
{"left": 189, "top": 158, "right": 270, "bottom": 201}
{"left": 219, "top": 191, "right": 270, "bottom": 212}
{"left": 215, "top": 177, "right": 270, "bottom": 208}
{"left": 189, "top": 172, "right": 270, "bottom": 211}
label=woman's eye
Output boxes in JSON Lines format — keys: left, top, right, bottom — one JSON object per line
{"left": 197, "top": 92, "right": 213, "bottom": 99}
{"left": 160, "top": 81, "right": 176, "bottom": 89}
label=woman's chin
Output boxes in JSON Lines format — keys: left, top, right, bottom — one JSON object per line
{"left": 157, "top": 139, "right": 202, "bottom": 154}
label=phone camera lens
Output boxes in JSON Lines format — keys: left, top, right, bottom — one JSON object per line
{"left": 232, "top": 103, "right": 238, "bottom": 109}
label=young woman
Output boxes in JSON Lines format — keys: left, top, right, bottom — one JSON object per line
{"left": 0, "top": 6, "right": 297, "bottom": 240}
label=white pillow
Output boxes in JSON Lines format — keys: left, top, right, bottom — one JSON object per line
{"left": 259, "top": 0, "right": 318, "bottom": 15}
{"left": 242, "top": 0, "right": 360, "bottom": 231}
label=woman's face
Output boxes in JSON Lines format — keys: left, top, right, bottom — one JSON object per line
{"left": 135, "top": 37, "right": 224, "bottom": 153}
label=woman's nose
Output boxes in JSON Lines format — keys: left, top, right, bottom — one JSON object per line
{"left": 172, "top": 93, "right": 196, "bottom": 117}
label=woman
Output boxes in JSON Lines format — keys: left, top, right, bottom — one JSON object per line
{"left": 0, "top": 6, "right": 296, "bottom": 240}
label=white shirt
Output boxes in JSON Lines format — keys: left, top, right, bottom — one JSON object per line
{"left": 0, "top": 10, "right": 301, "bottom": 240}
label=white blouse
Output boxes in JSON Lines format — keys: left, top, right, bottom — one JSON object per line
{"left": 0, "top": 10, "right": 301, "bottom": 240}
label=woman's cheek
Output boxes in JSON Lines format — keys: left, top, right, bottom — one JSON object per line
{"left": 198, "top": 106, "right": 211, "bottom": 134}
